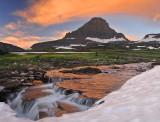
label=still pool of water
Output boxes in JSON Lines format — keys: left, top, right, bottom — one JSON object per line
{"left": 11, "top": 52, "right": 93, "bottom": 55}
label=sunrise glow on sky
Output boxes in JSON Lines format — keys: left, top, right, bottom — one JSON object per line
{"left": 1, "top": 0, "right": 160, "bottom": 49}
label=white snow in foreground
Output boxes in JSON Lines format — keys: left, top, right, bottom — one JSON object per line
{"left": 140, "top": 35, "right": 160, "bottom": 42}
{"left": 86, "top": 37, "right": 126, "bottom": 43}
{"left": 1, "top": 66, "right": 160, "bottom": 122}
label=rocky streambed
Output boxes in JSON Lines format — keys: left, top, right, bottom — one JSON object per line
{"left": 45, "top": 62, "right": 153, "bottom": 99}
{"left": 0, "top": 62, "right": 154, "bottom": 120}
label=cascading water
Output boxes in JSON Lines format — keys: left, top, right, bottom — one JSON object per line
{"left": 7, "top": 80, "right": 97, "bottom": 121}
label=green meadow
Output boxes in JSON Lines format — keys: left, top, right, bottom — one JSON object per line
{"left": 0, "top": 49, "right": 160, "bottom": 69}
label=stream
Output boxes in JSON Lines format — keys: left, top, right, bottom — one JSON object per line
{"left": 4, "top": 63, "right": 153, "bottom": 121}
{"left": 7, "top": 78, "right": 97, "bottom": 120}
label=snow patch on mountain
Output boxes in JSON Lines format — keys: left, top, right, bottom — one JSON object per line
{"left": 53, "top": 44, "right": 86, "bottom": 49}
{"left": 66, "top": 38, "right": 76, "bottom": 40}
{"left": 86, "top": 37, "right": 126, "bottom": 43}
{"left": 140, "top": 35, "right": 160, "bottom": 42}
{"left": 1, "top": 66, "right": 160, "bottom": 122}
{"left": 70, "top": 44, "right": 86, "bottom": 47}
{"left": 54, "top": 46, "right": 74, "bottom": 49}
{"left": 147, "top": 46, "right": 159, "bottom": 49}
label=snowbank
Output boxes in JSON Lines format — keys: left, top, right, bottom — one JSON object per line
{"left": 86, "top": 37, "right": 126, "bottom": 43}
{"left": 1, "top": 66, "right": 160, "bottom": 122}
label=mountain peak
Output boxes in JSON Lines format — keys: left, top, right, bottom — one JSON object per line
{"left": 31, "top": 17, "right": 129, "bottom": 50}
{"left": 89, "top": 17, "right": 108, "bottom": 23}
{"left": 86, "top": 17, "right": 110, "bottom": 29}
{"left": 64, "top": 17, "right": 127, "bottom": 40}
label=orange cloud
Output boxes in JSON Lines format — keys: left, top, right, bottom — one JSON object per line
{"left": 6, "top": 31, "right": 25, "bottom": 37}
{"left": 4, "top": 23, "right": 16, "bottom": 30}
{"left": 153, "top": 14, "right": 160, "bottom": 22}
{"left": 4, "top": 21, "right": 31, "bottom": 31}
{"left": 0, "top": 34, "right": 4, "bottom": 37}
{"left": 53, "top": 31, "right": 69, "bottom": 39}
{"left": 0, "top": 36, "right": 60, "bottom": 49}
{"left": 0, "top": 23, "right": 69, "bottom": 49}
{"left": 0, "top": 36, "right": 40, "bottom": 49}
{"left": 125, "top": 35, "right": 140, "bottom": 41}
{"left": 14, "top": 0, "right": 160, "bottom": 26}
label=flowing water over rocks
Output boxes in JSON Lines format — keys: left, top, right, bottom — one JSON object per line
{"left": 7, "top": 82, "right": 96, "bottom": 120}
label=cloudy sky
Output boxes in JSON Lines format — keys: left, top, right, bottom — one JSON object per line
{"left": 0, "top": 0, "right": 160, "bottom": 49}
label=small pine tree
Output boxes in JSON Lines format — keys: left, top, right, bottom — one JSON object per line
{"left": 95, "top": 52, "right": 98, "bottom": 56}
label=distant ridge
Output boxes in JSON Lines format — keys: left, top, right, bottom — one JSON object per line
{"left": 0, "top": 42, "right": 24, "bottom": 52}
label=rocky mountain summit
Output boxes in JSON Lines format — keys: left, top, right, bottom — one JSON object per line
{"left": 64, "top": 17, "right": 127, "bottom": 39}
{"left": 0, "top": 42, "right": 24, "bottom": 52}
{"left": 31, "top": 17, "right": 129, "bottom": 50}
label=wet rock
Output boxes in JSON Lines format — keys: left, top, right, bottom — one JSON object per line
{"left": 29, "top": 71, "right": 34, "bottom": 75}
{"left": 22, "top": 83, "right": 33, "bottom": 86}
{"left": 34, "top": 75, "right": 43, "bottom": 80}
{"left": 46, "top": 63, "right": 153, "bottom": 99}
{"left": 136, "top": 68, "right": 146, "bottom": 72}
{"left": 20, "top": 73, "right": 28, "bottom": 76}
{"left": 0, "top": 68, "right": 47, "bottom": 102}
{"left": 11, "top": 72, "right": 17, "bottom": 75}
{"left": 33, "top": 80, "right": 45, "bottom": 86}
{"left": 28, "top": 77, "right": 34, "bottom": 80}
{"left": 21, "top": 77, "right": 28, "bottom": 81}
{"left": 20, "top": 79, "right": 25, "bottom": 82}
{"left": 151, "top": 62, "right": 160, "bottom": 66}
{"left": 22, "top": 87, "right": 52, "bottom": 101}
{"left": 35, "top": 72, "right": 43, "bottom": 75}
{"left": 39, "top": 112, "right": 50, "bottom": 119}
{"left": 55, "top": 101, "right": 82, "bottom": 117}
{"left": 106, "top": 90, "right": 111, "bottom": 93}
{"left": 109, "top": 66, "right": 120, "bottom": 69}
{"left": 98, "top": 101, "right": 105, "bottom": 105}
{"left": 28, "top": 68, "right": 34, "bottom": 71}
{"left": 13, "top": 62, "right": 17, "bottom": 65}
{"left": 65, "top": 89, "right": 74, "bottom": 95}
{"left": 0, "top": 79, "right": 21, "bottom": 90}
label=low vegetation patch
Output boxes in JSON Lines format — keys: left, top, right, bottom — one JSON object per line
{"left": 60, "top": 67, "right": 102, "bottom": 74}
